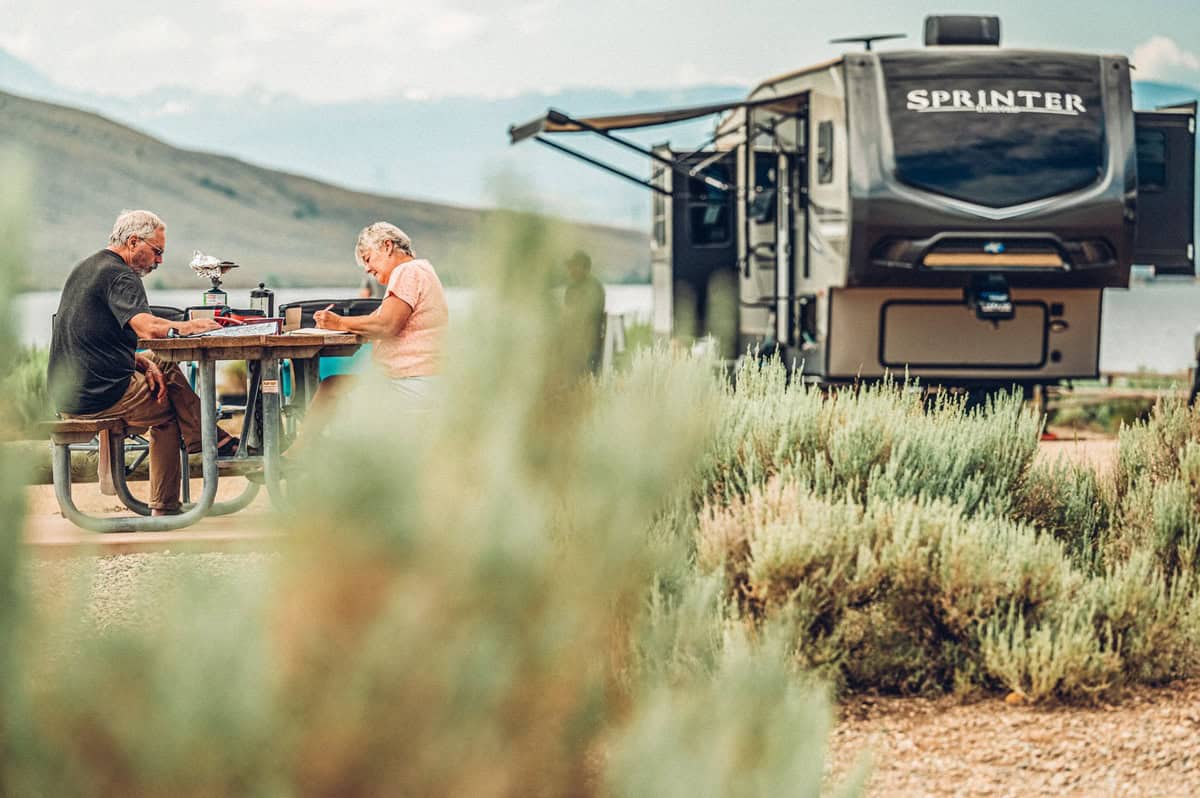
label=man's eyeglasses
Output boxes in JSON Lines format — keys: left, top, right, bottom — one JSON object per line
{"left": 137, "top": 238, "right": 164, "bottom": 258}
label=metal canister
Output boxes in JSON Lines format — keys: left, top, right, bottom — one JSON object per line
{"left": 203, "top": 286, "right": 228, "bottom": 306}
{"left": 250, "top": 282, "right": 275, "bottom": 316}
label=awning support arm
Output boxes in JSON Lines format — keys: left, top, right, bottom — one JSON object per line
{"left": 534, "top": 136, "right": 671, "bottom": 196}
{"left": 650, "top": 125, "right": 743, "bottom": 184}
{"left": 549, "top": 109, "right": 732, "bottom": 193}
{"left": 651, "top": 118, "right": 781, "bottom": 184}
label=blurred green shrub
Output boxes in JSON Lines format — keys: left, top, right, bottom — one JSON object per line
{"left": 1047, "top": 397, "right": 1155, "bottom": 434}
{"left": 0, "top": 347, "right": 49, "bottom": 440}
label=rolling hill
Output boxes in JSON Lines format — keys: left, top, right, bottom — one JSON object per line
{"left": 0, "top": 89, "right": 650, "bottom": 291}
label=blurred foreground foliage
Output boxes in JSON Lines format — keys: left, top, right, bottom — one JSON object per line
{"left": 0, "top": 209, "right": 852, "bottom": 796}
{"left": 0, "top": 347, "right": 50, "bottom": 440}
{"left": 6, "top": 197, "right": 1200, "bottom": 794}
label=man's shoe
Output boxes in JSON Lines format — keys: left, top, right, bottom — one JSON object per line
{"left": 216, "top": 436, "right": 241, "bottom": 457}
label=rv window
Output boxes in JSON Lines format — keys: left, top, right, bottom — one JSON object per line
{"left": 817, "top": 122, "right": 834, "bottom": 184}
{"left": 881, "top": 54, "right": 1105, "bottom": 208}
{"left": 751, "top": 154, "right": 778, "bottom": 223}
{"left": 1136, "top": 129, "right": 1167, "bottom": 192}
{"left": 749, "top": 190, "right": 777, "bottom": 223}
{"left": 689, "top": 204, "right": 730, "bottom": 246}
{"left": 755, "top": 156, "right": 777, "bottom": 192}
{"left": 652, "top": 191, "right": 667, "bottom": 247}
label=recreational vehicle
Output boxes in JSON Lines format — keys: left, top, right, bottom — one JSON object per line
{"left": 510, "top": 15, "right": 1197, "bottom": 388}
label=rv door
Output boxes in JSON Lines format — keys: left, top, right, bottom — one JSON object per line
{"left": 1134, "top": 103, "right": 1196, "bottom": 275}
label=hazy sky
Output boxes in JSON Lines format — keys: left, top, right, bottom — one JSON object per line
{"left": 2, "top": 0, "right": 1198, "bottom": 102}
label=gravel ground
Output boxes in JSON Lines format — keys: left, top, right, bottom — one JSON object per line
{"left": 828, "top": 684, "right": 1200, "bottom": 796}
{"left": 26, "top": 551, "right": 278, "bottom": 630}
{"left": 1036, "top": 431, "right": 1118, "bottom": 474}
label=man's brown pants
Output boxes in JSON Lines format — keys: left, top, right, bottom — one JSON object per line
{"left": 68, "top": 353, "right": 204, "bottom": 512}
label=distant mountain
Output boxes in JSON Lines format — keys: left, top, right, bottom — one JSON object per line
{"left": 0, "top": 90, "right": 649, "bottom": 291}
{"left": 0, "top": 49, "right": 62, "bottom": 101}
{"left": 0, "top": 48, "right": 743, "bottom": 228}
{"left": 125, "top": 85, "right": 748, "bottom": 229}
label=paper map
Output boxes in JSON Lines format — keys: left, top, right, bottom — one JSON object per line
{"left": 189, "top": 321, "right": 282, "bottom": 338}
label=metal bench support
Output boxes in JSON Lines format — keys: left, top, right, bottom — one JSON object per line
{"left": 49, "top": 361, "right": 221, "bottom": 532}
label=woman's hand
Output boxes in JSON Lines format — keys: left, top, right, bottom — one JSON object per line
{"left": 314, "top": 305, "right": 345, "bottom": 331}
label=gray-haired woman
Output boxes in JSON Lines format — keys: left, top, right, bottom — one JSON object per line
{"left": 298, "top": 223, "right": 448, "bottom": 440}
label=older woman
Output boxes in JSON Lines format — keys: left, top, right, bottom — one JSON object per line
{"left": 302, "top": 223, "right": 448, "bottom": 432}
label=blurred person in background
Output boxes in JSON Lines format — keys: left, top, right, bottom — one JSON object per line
{"left": 358, "top": 271, "right": 385, "bottom": 299}
{"left": 301, "top": 222, "right": 449, "bottom": 437}
{"left": 47, "top": 209, "right": 230, "bottom": 515}
{"left": 563, "top": 250, "right": 606, "bottom": 375}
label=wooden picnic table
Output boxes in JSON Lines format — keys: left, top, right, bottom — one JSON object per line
{"left": 138, "top": 332, "right": 363, "bottom": 512}
{"left": 48, "top": 329, "right": 363, "bottom": 533}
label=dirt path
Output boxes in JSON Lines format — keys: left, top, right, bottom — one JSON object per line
{"left": 1037, "top": 432, "right": 1118, "bottom": 474}
{"left": 828, "top": 683, "right": 1200, "bottom": 796}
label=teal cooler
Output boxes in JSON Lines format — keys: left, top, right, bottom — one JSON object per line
{"left": 319, "top": 343, "right": 374, "bottom": 378}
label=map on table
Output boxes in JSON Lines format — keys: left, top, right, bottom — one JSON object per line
{"left": 188, "top": 320, "right": 283, "bottom": 338}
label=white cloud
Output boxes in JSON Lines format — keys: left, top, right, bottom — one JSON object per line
{"left": 510, "top": 1, "right": 558, "bottom": 37}
{"left": 1132, "top": 36, "right": 1200, "bottom": 82}
{"left": 0, "top": 30, "right": 38, "bottom": 61}
{"left": 6, "top": 2, "right": 1197, "bottom": 105}
{"left": 421, "top": 10, "right": 486, "bottom": 51}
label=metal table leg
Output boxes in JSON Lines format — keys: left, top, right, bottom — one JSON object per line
{"left": 262, "top": 357, "right": 288, "bottom": 508}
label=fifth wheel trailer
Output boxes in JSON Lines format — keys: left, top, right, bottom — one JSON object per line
{"left": 510, "top": 15, "right": 1197, "bottom": 388}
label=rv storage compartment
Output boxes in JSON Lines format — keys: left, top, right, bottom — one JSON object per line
{"left": 826, "top": 287, "right": 1102, "bottom": 380}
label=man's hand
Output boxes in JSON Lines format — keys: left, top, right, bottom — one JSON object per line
{"left": 135, "top": 353, "right": 168, "bottom": 403}
{"left": 314, "top": 306, "right": 345, "bottom": 331}
{"left": 184, "top": 318, "right": 222, "bottom": 335}
{"left": 130, "top": 313, "right": 222, "bottom": 340}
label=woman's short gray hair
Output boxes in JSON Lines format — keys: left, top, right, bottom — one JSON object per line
{"left": 356, "top": 222, "right": 413, "bottom": 266}
{"left": 108, "top": 209, "right": 165, "bottom": 246}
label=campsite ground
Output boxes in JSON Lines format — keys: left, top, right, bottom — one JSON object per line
{"left": 828, "top": 680, "right": 1200, "bottom": 796}
{"left": 31, "top": 433, "right": 1198, "bottom": 796}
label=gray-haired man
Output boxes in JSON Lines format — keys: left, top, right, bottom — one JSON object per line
{"left": 47, "top": 210, "right": 231, "bottom": 515}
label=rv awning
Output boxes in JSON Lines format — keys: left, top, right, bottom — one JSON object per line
{"left": 508, "top": 91, "right": 809, "bottom": 144}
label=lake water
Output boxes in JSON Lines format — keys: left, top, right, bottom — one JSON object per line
{"left": 14, "top": 284, "right": 654, "bottom": 346}
{"left": 14, "top": 281, "right": 1200, "bottom": 374}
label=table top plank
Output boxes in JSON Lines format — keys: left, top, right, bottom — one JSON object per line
{"left": 139, "top": 333, "right": 361, "bottom": 350}
{"left": 139, "top": 333, "right": 363, "bottom": 362}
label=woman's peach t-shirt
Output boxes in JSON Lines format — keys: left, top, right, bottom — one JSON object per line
{"left": 372, "top": 258, "right": 448, "bottom": 378}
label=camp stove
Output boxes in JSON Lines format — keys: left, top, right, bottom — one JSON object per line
{"left": 189, "top": 250, "right": 239, "bottom": 306}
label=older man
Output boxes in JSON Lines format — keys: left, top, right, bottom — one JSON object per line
{"left": 47, "top": 210, "right": 229, "bottom": 515}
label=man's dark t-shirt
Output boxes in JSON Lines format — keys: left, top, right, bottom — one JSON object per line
{"left": 48, "top": 250, "right": 151, "bottom": 414}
